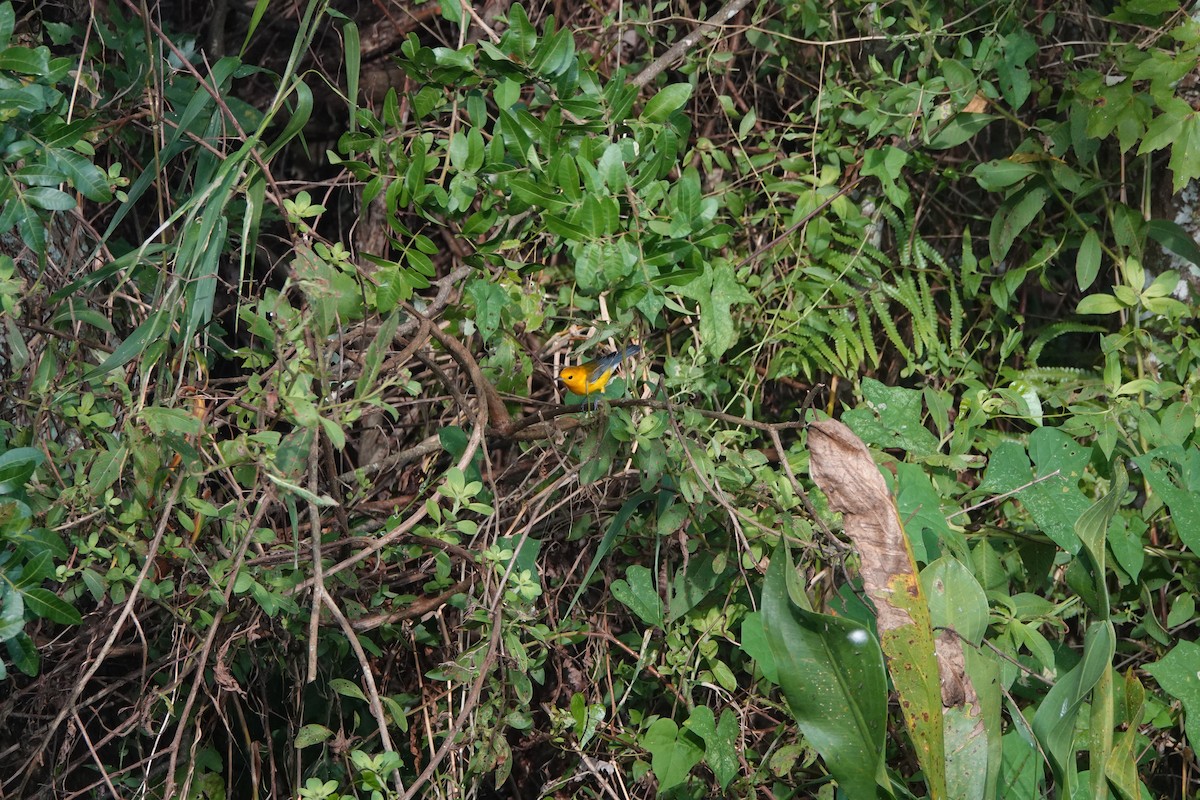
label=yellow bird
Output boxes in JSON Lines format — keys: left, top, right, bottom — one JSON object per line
{"left": 558, "top": 344, "right": 640, "bottom": 404}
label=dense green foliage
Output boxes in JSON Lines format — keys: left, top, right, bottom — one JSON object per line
{"left": 3, "top": 0, "right": 1200, "bottom": 797}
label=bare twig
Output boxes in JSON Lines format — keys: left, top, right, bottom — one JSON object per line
{"left": 165, "top": 496, "right": 273, "bottom": 799}
{"left": 17, "top": 478, "right": 184, "bottom": 796}
{"left": 631, "top": 0, "right": 753, "bottom": 88}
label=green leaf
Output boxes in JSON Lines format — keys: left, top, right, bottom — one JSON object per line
{"left": 1076, "top": 292, "right": 1123, "bottom": 314}
{"left": 1075, "top": 228, "right": 1102, "bottom": 290}
{"left": 0, "top": 586, "right": 23, "bottom": 641}
{"left": 922, "top": 556, "right": 988, "bottom": 645}
{"left": 1138, "top": 105, "right": 1185, "bottom": 155}
{"left": 82, "top": 312, "right": 171, "bottom": 382}
{"left": 53, "top": 148, "right": 111, "bottom": 202}
{"left": 862, "top": 145, "right": 908, "bottom": 182}
{"left": 5, "top": 631, "right": 38, "bottom": 676}
{"left": 500, "top": 4, "right": 536, "bottom": 60}
{"left": 22, "top": 186, "right": 75, "bottom": 211}
{"left": 989, "top": 185, "right": 1048, "bottom": 265}
{"left": 1106, "top": 670, "right": 1146, "bottom": 800}
{"left": 738, "top": 612, "right": 778, "bottom": 684}
{"left": 1074, "top": 464, "right": 1127, "bottom": 616}
{"left": 465, "top": 278, "right": 507, "bottom": 343}
{"left": 564, "top": 493, "right": 650, "bottom": 618}
{"left": 978, "top": 432, "right": 1091, "bottom": 553}
{"left": 329, "top": 677, "right": 367, "bottom": 702}
{"left": 1131, "top": 446, "right": 1200, "bottom": 554}
{"left": 842, "top": 378, "right": 940, "bottom": 457}
{"left": 14, "top": 552, "right": 51, "bottom": 588}
{"left": 354, "top": 310, "right": 400, "bottom": 402}
{"left": 610, "top": 565, "right": 663, "bottom": 627}
{"left": 998, "top": 30, "right": 1036, "bottom": 109}
{"left": 1031, "top": 621, "right": 1115, "bottom": 793}
{"left": 642, "top": 718, "right": 703, "bottom": 792}
{"left": 1148, "top": 218, "right": 1200, "bottom": 268}
{"left": 0, "top": 447, "right": 44, "bottom": 495}
{"left": 761, "top": 544, "right": 888, "bottom": 799}
{"left": 294, "top": 723, "right": 334, "bottom": 748}
{"left": 13, "top": 164, "right": 65, "bottom": 186}
{"left": 343, "top": 20, "right": 360, "bottom": 131}
{"left": 928, "top": 113, "right": 997, "bottom": 149}
{"left": 677, "top": 262, "right": 753, "bottom": 358}
{"left": 265, "top": 472, "right": 339, "bottom": 507}
{"left": 23, "top": 588, "right": 82, "bottom": 625}
{"left": 971, "top": 159, "right": 1038, "bottom": 191}
{"left": 641, "top": 83, "right": 693, "bottom": 123}
{"left": 0, "top": 44, "right": 50, "bottom": 75}
{"left": 140, "top": 407, "right": 203, "bottom": 437}
{"left": 684, "top": 706, "right": 739, "bottom": 790}
{"left": 0, "top": 3, "right": 14, "bottom": 46}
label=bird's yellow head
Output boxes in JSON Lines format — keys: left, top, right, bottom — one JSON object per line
{"left": 558, "top": 365, "right": 598, "bottom": 396}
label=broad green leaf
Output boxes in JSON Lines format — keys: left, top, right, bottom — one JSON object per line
{"left": 922, "top": 557, "right": 988, "bottom": 645}
{"left": 1147, "top": 218, "right": 1200, "bottom": 268}
{"left": 1131, "top": 446, "right": 1200, "bottom": 554}
{"left": 140, "top": 407, "right": 203, "bottom": 437}
{"left": 843, "top": 378, "right": 940, "bottom": 457}
{"left": 0, "top": 44, "right": 50, "bottom": 75}
{"left": 1073, "top": 464, "right": 1127, "bottom": 616}
{"left": 465, "top": 278, "right": 506, "bottom": 343}
{"left": 0, "top": 3, "right": 14, "bottom": 46}
{"left": 1077, "top": 293, "right": 1124, "bottom": 314}
{"left": 642, "top": 718, "right": 703, "bottom": 792}
{"left": 0, "top": 586, "right": 23, "bottom": 641}
{"left": 677, "top": 262, "right": 753, "bottom": 358}
{"left": 13, "top": 164, "right": 64, "bottom": 186}
{"left": 668, "top": 552, "right": 727, "bottom": 621}
{"left": 761, "top": 545, "right": 888, "bottom": 799}
{"left": 1145, "top": 640, "right": 1200, "bottom": 752}
{"left": 1166, "top": 113, "right": 1200, "bottom": 192}
{"left": 738, "top": 612, "right": 778, "bottom": 684}
{"left": 13, "top": 552, "right": 51, "bottom": 587}
{"left": 329, "top": 677, "right": 367, "bottom": 702}
{"left": 1106, "top": 670, "right": 1146, "bottom": 800}
{"left": 294, "top": 724, "right": 334, "bottom": 748}
{"left": 684, "top": 706, "right": 739, "bottom": 790}
{"left": 641, "top": 83, "right": 692, "bottom": 123}
{"left": 610, "top": 565, "right": 663, "bottom": 627}
{"left": 1076, "top": 228, "right": 1102, "bottom": 290}
{"left": 971, "top": 159, "right": 1039, "bottom": 191}
{"left": 989, "top": 185, "right": 1048, "bottom": 265}
{"left": 22, "top": 186, "right": 75, "bottom": 211}
{"left": 500, "top": 4, "right": 536, "bottom": 60}
{"left": 5, "top": 631, "right": 37, "bottom": 676}
{"left": 978, "top": 433, "right": 1090, "bottom": 553}
{"left": 998, "top": 30, "right": 1036, "bottom": 109}
{"left": 928, "top": 113, "right": 997, "bottom": 149}
{"left": 533, "top": 26, "right": 575, "bottom": 77}
{"left": 22, "top": 588, "right": 82, "bottom": 625}
{"left": 895, "top": 463, "right": 966, "bottom": 562}
{"left": 998, "top": 729, "right": 1040, "bottom": 798}
{"left": 0, "top": 447, "right": 44, "bottom": 495}
{"left": 862, "top": 145, "right": 908, "bottom": 182}
{"left": 54, "top": 148, "right": 112, "bottom": 203}
{"left": 1031, "top": 621, "right": 1115, "bottom": 793}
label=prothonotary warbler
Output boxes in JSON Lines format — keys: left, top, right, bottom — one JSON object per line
{"left": 559, "top": 345, "right": 640, "bottom": 404}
